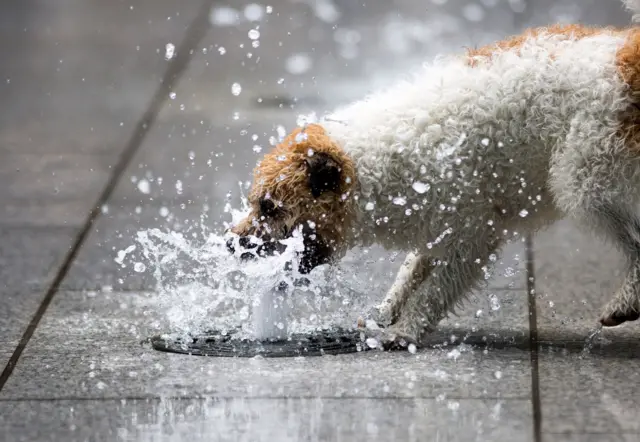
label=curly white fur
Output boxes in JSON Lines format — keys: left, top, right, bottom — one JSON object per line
{"left": 315, "top": 24, "right": 640, "bottom": 345}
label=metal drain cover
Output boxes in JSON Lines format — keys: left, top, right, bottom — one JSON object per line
{"left": 149, "top": 328, "right": 369, "bottom": 358}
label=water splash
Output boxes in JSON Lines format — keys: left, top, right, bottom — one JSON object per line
{"left": 580, "top": 323, "right": 604, "bottom": 358}
{"left": 122, "top": 186, "right": 382, "bottom": 342}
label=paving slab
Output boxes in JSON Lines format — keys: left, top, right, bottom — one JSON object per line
{"left": 533, "top": 219, "right": 640, "bottom": 438}
{"left": 0, "top": 0, "right": 202, "bottom": 155}
{"left": 0, "top": 398, "right": 533, "bottom": 442}
{"left": 0, "top": 0, "right": 206, "bottom": 227}
{"left": 0, "top": 153, "right": 112, "bottom": 227}
{"left": 533, "top": 219, "right": 635, "bottom": 344}
{"left": 0, "top": 226, "right": 76, "bottom": 347}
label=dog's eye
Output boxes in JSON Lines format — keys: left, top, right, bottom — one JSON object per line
{"left": 259, "top": 197, "right": 280, "bottom": 218}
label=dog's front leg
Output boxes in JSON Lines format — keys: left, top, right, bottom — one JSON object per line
{"left": 366, "top": 252, "right": 433, "bottom": 327}
{"left": 381, "top": 241, "right": 500, "bottom": 348}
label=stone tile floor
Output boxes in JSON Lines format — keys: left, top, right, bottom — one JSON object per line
{"left": 1, "top": 0, "right": 639, "bottom": 441}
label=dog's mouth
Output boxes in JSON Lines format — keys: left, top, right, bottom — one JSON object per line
{"left": 226, "top": 223, "right": 332, "bottom": 274}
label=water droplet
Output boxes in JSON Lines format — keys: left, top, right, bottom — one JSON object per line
{"left": 285, "top": 53, "right": 312, "bottom": 75}
{"left": 218, "top": 46, "right": 226, "bottom": 55}
{"left": 519, "top": 209, "right": 529, "bottom": 217}
{"left": 408, "top": 343, "right": 417, "bottom": 354}
{"left": 252, "top": 145, "right": 262, "bottom": 153}
{"left": 392, "top": 196, "right": 407, "bottom": 206}
{"left": 475, "top": 309, "right": 483, "bottom": 318}
{"left": 134, "top": 262, "right": 146, "bottom": 273}
{"left": 231, "top": 83, "right": 242, "bottom": 96}
{"left": 244, "top": 4, "right": 265, "bottom": 21}
{"left": 365, "top": 202, "right": 375, "bottom": 211}
{"left": 210, "top": 6, "right": 240, "bottom": 26}
{"left": 248, "top": 29, "right": 260, "bottom": 40}
{"left": 411, "top": 181, "right": 430, "bottom": 194}
{"left": 481, "top": 137, "right": 490, "bottom": 146}
{"left": 169, "top": 92, "right": 176, "bottom": 100}
{"left": 489, "top": 294, "right": 501, "bottom": 311}
{"left": 494, "top": 370, "right": 503, "bottom": 379}
{"left": 164, "top": 43, "right": 175, "bottom": 60}
{"left": 137, "top": 179, "right": 150, "bottom": 194}
{"left": 159, "top": 207, "right": 169, "bottom": 217}
{"left": 365, "top": 338, "right": 378, "bottom": 348}
{"left": 462, "top": 4, "right": 485, "bottom": 22}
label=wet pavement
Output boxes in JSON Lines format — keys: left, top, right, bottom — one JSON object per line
{"left": 0, "top": 0, "right": 638, "bottom": 441}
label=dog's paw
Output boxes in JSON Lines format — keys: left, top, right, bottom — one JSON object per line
{"left": 358, "top": 322, "right": 419, "bottom": 352}
{"left": 599, "top": 298, "right": 640, "bottom": 327}
{"left": 364, "top": 303, "right": 394, "bottom": 328}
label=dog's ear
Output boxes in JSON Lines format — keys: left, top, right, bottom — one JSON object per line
{"left": 306, "top": 152, "right": 342, "bottom": 198}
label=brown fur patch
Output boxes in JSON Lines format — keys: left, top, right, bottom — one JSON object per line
{"left": 616, "top": 28, "right": 640, "bottom": 150}
{"left": 466, "top": 24, "right": 623, "bottom": 67}
{"left": 231, "top": 123, "right": 356, "bottom": 249}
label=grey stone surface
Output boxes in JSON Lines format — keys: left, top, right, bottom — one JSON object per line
{"left": 0, "top": 0, "right": 204, "bottom": 227}
{"left": 533, "top": 220, "right": 640, "bottom": 436}
{"left": 0, "top": 398, "right": 533, "bottom": 442}
{"left": 0, "top": 350, "right": 13, "bottom": 375}
{"left": 0, "top": 227, "right": 76, "bottom": 346}
{"left": 0, "top": 0, "right": 201, "bottom": 155}
{"left": 539, "top": 351, "right": 640, "bottom": 434}
{"left": 0, "top": 154, "right": 112, "bottom": 227}
{"left": 0, "top": 290, "right": 531, "bottom": 400}
{"left": 532, "top": 219, "right": 636, "bottom": 344}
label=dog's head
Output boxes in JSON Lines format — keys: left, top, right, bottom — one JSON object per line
{"left": 227, "top": 123, "right": 356, "bottom": 273}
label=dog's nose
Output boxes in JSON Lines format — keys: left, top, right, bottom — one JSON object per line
{"left": 226, "top": 238, "right": 236, "bottom": 254}
{"left": 239, "top": 236, "right": 253, "bottom": 249}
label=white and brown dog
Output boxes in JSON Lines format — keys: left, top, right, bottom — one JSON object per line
{"left": 228, "top": 0, "right": 640, "bottom": 348}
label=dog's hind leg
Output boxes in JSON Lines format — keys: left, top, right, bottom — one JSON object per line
{"left": 549, "top": 114, "right": 640, "bottom": 327}
{"left": 366, "top": 252, "right": 434, "bottom": 327}
{"left": 587, "top": 203, "right": 640, "bottom": 326}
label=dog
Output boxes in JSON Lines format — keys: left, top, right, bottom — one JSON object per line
{"left": 227, "top": 0, "right": 640, "bottom": 348}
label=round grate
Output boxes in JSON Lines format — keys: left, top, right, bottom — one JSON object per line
{"left": 149, "top": 328, "right": 370, "bottom": 358}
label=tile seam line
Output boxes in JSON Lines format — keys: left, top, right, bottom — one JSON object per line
{"left": 526, "top": 233, "right": 542, "bottom": 442}
{"left": 0, "top": 0, "right": 215, "bottom": 393}
{"left": 0, "top": 396, "right": 533, "bottom": 402}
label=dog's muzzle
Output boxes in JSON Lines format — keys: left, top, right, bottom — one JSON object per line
{"left": 226, "top": 224, "right": 332, "bottom": 274}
